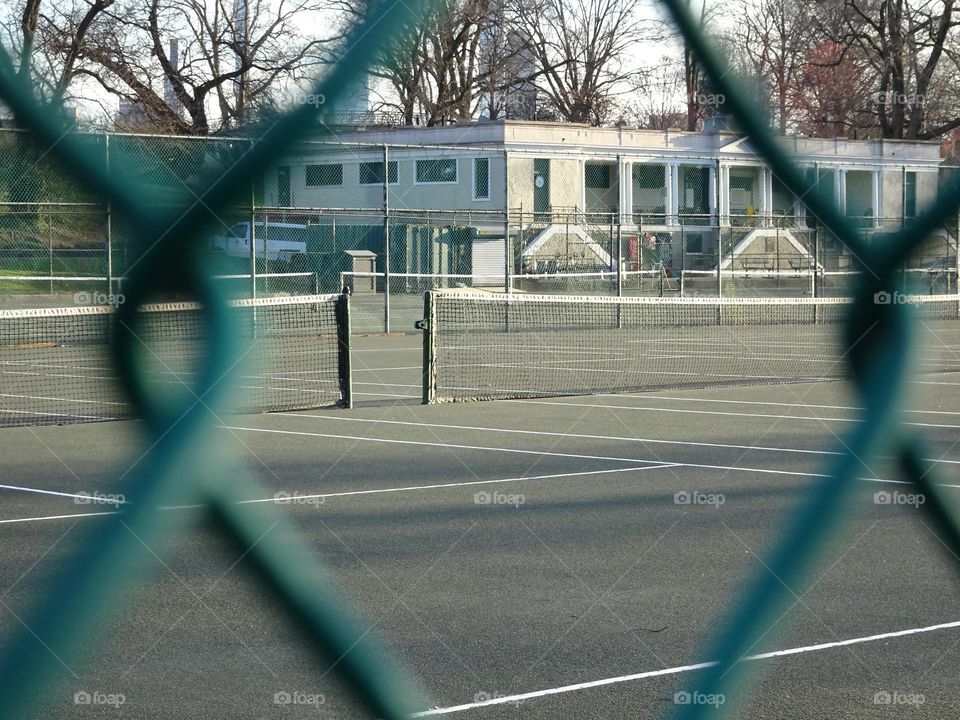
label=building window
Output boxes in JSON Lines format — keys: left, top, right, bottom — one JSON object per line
{"left": 904, "top": 172, "right": 917, "bottom": 218}
{"left": 306, "top": 163, "right": 343, "bottom": 186}
{"left": 416, "top": 158, "right": 458, "bottom": 183}
{"left": 634, "top": 164, "right": 665, "bottom": 189}
{"left": 585, "top": 164, "right": 611, "bottom": 189}
{"left": 473, "top": 158, "right": 490, "bottom": 200}
{"left": 359, "top": 161, "right": 398, "bottom": 185}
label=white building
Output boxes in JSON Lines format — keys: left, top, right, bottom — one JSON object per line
{"left": 265, "top": 120, "right": 946, "bottom": 279}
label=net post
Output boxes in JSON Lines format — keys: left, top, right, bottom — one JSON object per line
{"left": 337, "top": 292, "right": 353, "bottom": 408}
{"left": 716, "top": 240, "right": 723, "bottom": 324}
{"left": 809, "top": 226, "right": 816, "bottom": 299}
{"left": 420, "top": 291, "right": 434, "bottom": 404}
{"left": 383, "top": 144, "right": 391, "bottom": 333}
{"left": 105, "top": 133, "right": 113, "bottom": 297}
{"left": 503, "top": 150, "right": 510, "bottom": 294}
{"left": 250, "top": 181, "right": 257, "bottom": 302}
{"left": 616, "top": 207, "right": 623, "bottom": 329}
{"left": 47, "top": 208, "right": 53, "bottom": 295}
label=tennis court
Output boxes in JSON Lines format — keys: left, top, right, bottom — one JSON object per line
{"left": 3, "top": 317, "right": 960, "bottom": 718}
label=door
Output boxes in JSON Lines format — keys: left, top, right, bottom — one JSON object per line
{"left": 472, "top": 236, "right": 505, "bottom": 285}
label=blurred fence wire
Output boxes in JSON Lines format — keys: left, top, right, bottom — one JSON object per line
{"left": 0, "top": 0, "right": 958, "bottom": 716}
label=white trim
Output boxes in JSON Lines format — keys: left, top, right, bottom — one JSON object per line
{"left": 471, "top": 156, "right": 491, "bottom": 201}
{"left": 414, "top": 157, "right": 459, "bottom": 185}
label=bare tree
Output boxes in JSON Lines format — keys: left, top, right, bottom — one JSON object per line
{"left": 329, "top": 0, "right": 538, "bottom": 125}
{"left": 732, "top": 0, "right": 814, "bottom": 134}
{"left": 517, "top": 0, "right": 647, "bottom": 125}
{"left": 646, "top": 0, "right": 721, "bottom": 130}
{"left": 18, "top": 0, "right": 331, "bottom": 133}
{"left": 619, "top": 63, "right": 685, "bottom": 128}
{"left": 1, "top": 0, "right": 113, "bottom": 114}
{"left": 791, "top": 39, "right": 876, "bottom": 138}
{"left": 830, "top": 0, "right": 960, "bottom": 139}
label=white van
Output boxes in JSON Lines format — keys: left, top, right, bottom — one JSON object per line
{"left": 211, "top": 222, "right": 308, "bottom": 264}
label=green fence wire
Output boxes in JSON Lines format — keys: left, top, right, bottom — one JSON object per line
{"left": 0, "top": 0, "right": 432, "bottom": 718}
{"left": 659, "top": 0, "right": 960, "bottom": 718}
{"left": 1, "top": 0, "right": 959, "bottom": 716}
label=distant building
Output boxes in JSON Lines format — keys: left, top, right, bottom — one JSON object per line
{"left": 116, "top": 98, "right": 150, "bottom": 130}
{"left": 265, "top": 120, "right": 947, "bottom": 280}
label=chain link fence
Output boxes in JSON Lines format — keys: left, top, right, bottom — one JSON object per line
{"left": 0, "top": 128, "right": 956, "bottom": 327}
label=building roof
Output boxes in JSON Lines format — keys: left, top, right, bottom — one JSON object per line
{"left": 317, "top": 119, "right": 942, "bottom": 167}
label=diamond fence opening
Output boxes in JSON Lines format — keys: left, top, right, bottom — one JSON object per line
{"left": 2, "top": 0, "right": 960, "bottom": 716}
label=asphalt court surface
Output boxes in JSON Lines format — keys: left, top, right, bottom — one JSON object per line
{"left": 2, "top": 333, "right": 960, "bottom": 718}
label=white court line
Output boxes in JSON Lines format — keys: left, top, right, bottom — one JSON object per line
{"left": 600, "top": 393, "right": 960, "bottom": 417}
{"left": 0, "top": 483, "right": 129, "bottom": 505}
{"left": 0, "top": 465, "right": 678, "bottom": 522}
{"left": 354, "top": 366, "right": 421, "bottom": 372}
{"left": 513, "top": 399, "right": 960, "bottom": 430}
{"left": 274, "top": 413, "right": 960, "bottom": 466}
{"left": 350, "top": 347, "right": 422, "bottom": 353}
{"left": 0, "top": 392, "right": 128, "bottom": 407}
{"left": 222, "top": 424, "right": 960, "bottom": 486}
{"left": 231, "top": 465, "right": 678, "bottom": 506}
{"left": 1, "top": 408, "right": 116, "bottom": 420}
{"left": 0, "top": 511, "right": 119, "bottom": 525}
{"left": 221, "top": 426, "right": 673, "bottom": 466}
{"left": 3, "top": 441, "right": 960, "bottom": 524}
{"left": 412, "top": 619, "right": 960, "bottom": 716}
{"left": 354, "top": 392, "right": 420, "bottom": 399}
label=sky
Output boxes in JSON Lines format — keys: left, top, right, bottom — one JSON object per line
{"left": 0, "top": 0, "right": 727, "bottom": 129}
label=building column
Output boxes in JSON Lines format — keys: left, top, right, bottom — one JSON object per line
{"left": 718, "top": 165, "right": 730, "bottom": 226}
{"left": 708, "top": 164, "right": 717, "bottom": 225}
{"left": 617, "top": 159, "right": 625, "bottom": 223}
{"left": 579, "top": 159, "right": 587, "bottom": 214}
{"left": 760, "top": 167, "right": 773, "bottom": 219}
{"left": 872, "top": 170, "right": 882, "bottom": 228}
{"left": 624, "top": 160, "right": 634, "bottom": 224}
{"left": 669, "top": 164, "right": 680, "bottom": 225}
{"left": 835, "top": 169, "right": 846, "bottom": 216}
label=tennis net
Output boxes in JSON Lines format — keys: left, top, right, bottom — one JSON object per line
{"left": 0, "top": 293, "right": 351, "bottom": 427}
{"left": 422, "top": 291, "right": 960, "bottom": 403}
